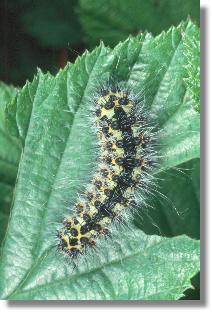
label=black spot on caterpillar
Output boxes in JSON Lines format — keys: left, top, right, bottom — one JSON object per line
{"left": 57, "top": 84, "right": 156, "bottom": 258}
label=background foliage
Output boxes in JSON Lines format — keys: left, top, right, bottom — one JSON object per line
{"left": 0, "top": 0, "right": 200, "bottom": 300}
{"left": 0, "top": 0, "right": 199, "bottom": 86}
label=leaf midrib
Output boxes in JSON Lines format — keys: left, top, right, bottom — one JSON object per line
{"left": 8, "top": 235, "right": 198, "bottom": 299}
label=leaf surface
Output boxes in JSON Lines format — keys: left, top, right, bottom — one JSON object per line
{"left": 0, "top": 83, "right": 21, "bottom": 247}
{"left": 0, "top": 22, "right": 200, "bottom": 300}
{"left": 183, "top": 23, "right": 200, "bottom": 112}
{"left": 79, "top": 0, "right": 200, "bottom": 46}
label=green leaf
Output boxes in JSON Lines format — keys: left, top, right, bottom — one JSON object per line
{"left": 0, "top": 83, "right": 21, "bottom": 247}
{"left": 79, "top": 0, "right": 200, "bottom": 47}
{"left": 0, "top": 183, "right": 14, "bottom": 250}
{"left": 183, "top": 23, "right": 200, "bottom": 112}
{"left": 2, "top": 230, "right": 199, "bottom": 300}
{"left": 20, "top": 0, "right": 82, "bottom": 48}
{"left": 126, "top": 23, "right": 200, "bottom": 169}
{"left": 135, "top": 158, "right": 200, "bottom": 239}
{"left": 0, "top": 22, "right": 200, "bottom": 300}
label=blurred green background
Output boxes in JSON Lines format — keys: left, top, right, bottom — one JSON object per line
{"left": 0, "top": 0, "right": 199, "bottom": 87}
{"left": 0, "top": 0, "right": 200, "bottom": 300}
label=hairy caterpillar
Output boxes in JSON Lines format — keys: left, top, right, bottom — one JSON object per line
{"left": 57, "top": 84, "right": 157, "bottom": 258}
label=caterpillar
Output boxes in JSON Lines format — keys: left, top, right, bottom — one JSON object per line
{"left": 57, "top": 84, "right": 156, "bottom": 259}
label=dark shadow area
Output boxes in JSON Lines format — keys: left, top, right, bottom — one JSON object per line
{"left": 0, "top": 0, "right": 85, "bottom": 86}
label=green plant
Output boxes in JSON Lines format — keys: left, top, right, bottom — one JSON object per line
{"left": 79, "top": 0, "right": 200, "bottom": 46}
{"left": 0, "top": 83, "right": 21, "bottom": 250}
{"left": 0, "top": 21, "right": 200, "bottom": 300}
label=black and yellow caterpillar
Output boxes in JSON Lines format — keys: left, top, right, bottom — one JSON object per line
{"left": 58, "top": 86, "right": 152, "bottom": 258}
